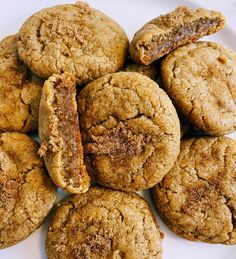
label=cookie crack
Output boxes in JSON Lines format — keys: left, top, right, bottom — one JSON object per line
{"left": 226, "top": 76, "right": 236, "bottom": 106}
{"left": 18, "top": 91, "right": 32, "bottom": 131}
{"left": 2, "top": 113, "right": 11, "bottom": 128}
{"left": 58, "top": 202, "right": 76, "bottom": 231}
{"left": 35, "top": 19, "right": 47, "bottom": 54}
{"left": 133, "top": 147, "right": 156, "bottom": 185}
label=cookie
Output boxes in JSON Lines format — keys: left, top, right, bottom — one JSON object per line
{"left": 0, "top": 132, "right": 56, "bottom": 249}
{"left": 152, "top": 136, "right": 236, "bottom": 244}
{"left": 0, "top": 35, "right": 43, "bottom": 133}
{"left": 129, "top": 6, "right": 225, "bottom": 65}
{"left": 38, "top": 73, "right": 90, "bottom": 193}
{"left": 161, "top": 41, "right": 236, "bottom": 136}
{"left": 77, "top": 72, "right": 180, "bottom": 191}
{"left": 17, "top": 2, "right": 128, "bottom": 85}
{"left": 46, "top": 186, "right": 163, "bottom": 259}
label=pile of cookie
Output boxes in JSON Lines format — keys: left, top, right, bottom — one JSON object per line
{"left": 0, "top": 2, "right": 236, "bottom": 258}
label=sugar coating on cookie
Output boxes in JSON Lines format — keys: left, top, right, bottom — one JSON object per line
{"left": 129, "top": 6, "right": 225, "bottom": 65}
{"left": 46, "top": 186, "right": 163, "bottom": 259}
{"left": 152, "top": 136, "right": 236, "bottom": 244}
{"left": 0, "top": 132, "right": 56, "bottom": 249}
{"left": 38, "top": 72, "right": 90, "bottom": 193}
{"left": 0, "top": 35, "right": 43, "bottom": 133}
{"left": 77, "top": 72, "right": 180, "bottom": 191}
{"left": 161, "top": 41, "right": 236, "bottom": 136}
{"left": 17, "top": 2, "right": 128, "bottom": 85}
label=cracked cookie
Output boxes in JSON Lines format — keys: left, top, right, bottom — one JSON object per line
{"left": 0, "top": 35, "right": 43, "bottom": 133}
{"left": 77, "top": 72, "right": 180, "bottom": 191}
{"left": 129, "top": 6, "right": 225, "bottom": 65}
{"left": 17, "top": 2, "right": 128, "bottom": 85}
{"left": 161, "top": 41, "right": 236, "bottom": 136}
{"left": 38, "top": 73, "right": 90, "bottom": 194}
{"left": 46, "top": 186, "right": 163, "bottom": 259}
{"left": 0, "top": 132, "right": 56, "bottom": 249}
{"left": 152, "top": 136, "right": 236, "bottom": 244}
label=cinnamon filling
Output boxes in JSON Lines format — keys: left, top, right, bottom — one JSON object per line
{"left": 53, "top": 79, "right": 81, "bottom": 185}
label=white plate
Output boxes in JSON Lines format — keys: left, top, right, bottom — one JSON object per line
{"left": 1, "top": 1, "right": 236, "bottom": 259}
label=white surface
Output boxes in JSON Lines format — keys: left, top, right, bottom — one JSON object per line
{"left": 1, "top": 1, "right": 236, "bottom": 259}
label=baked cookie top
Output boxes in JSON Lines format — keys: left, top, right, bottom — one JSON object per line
{"left": 0, "top": 132, "right": 56, "bottom": 249}
{"left": 46, "top": 186, "right": 163, "bottom": 259}
{"left": 0, "top": 35, "right": 42, "bottom": 133}
{"left": 161, "top": 41, "right": 236, "bottom": 136}
{"left": 38, "top": 73, "right": 90, "bottom": 193}
{"left": 129, "top": 6, "right": 225, "bottom": 65}
{"left": 17, "top": 2, "right": 128, "bottom": 85}
{"left": 152, "top": 136, "right": 236, "bottom": 244}
{"left": 78, "top": 72, "right": 180, "bottom": 191}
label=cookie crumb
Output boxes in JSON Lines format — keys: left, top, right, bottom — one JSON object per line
{"left": 38, "top": 141, "right": 48, "bottom": 157}
{"left": 218, "top": 56, "right": 227, "bottom": 64}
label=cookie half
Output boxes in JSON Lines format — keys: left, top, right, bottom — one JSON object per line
{"left": 152, "top": 136, "right": 236, "bottom": 244}
{"left": 0, "top": 35, "right": 43, "bottom": 133}
{"left": 78, "top": 72, "right": 180, "bottom": 191}
{"left": 129, "top": 6, "right": 225, "bottom": 65}
{"left": 161, "top": 41, "right": 236, "bottom": 136}
{"left": 17, "top": 2, "right": 128, "bottom": 85}
{"left": 38, "top": 73, "right": 90, "bottom": 193}
{"left": 0, "top": 132, "right": 56, "bottom": 249}
{"left": 46, "top": 186, "right": 163, "bottom": 259}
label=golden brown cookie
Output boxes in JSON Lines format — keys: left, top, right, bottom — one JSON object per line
{"left": 46, "top": 186, "right": 163, "bottom": 259}
{"left": 0, "top": 132, "right": 56, "bottom": 249}
{"left": 152, "top": 136, "right": 236, "bottom": 244}
{"left": 129, "top": 6, "right": 225, "bottom": 65}
{"left": 78, "top": 72, "right": 180, "bottom": 191}
{"left": 0, "top": 35, "right": 43, "bottom": 133}
{"left": 17, "top": 2, "right": 128, "bottom": 85}
{"left": 161, "top": 41, "right": 236, "bottom": 136}
{"left": 38, "top": 73, "right": 90, "bottom": 194}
